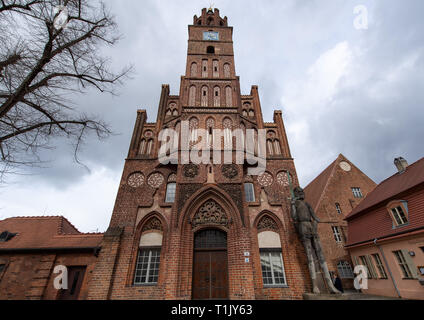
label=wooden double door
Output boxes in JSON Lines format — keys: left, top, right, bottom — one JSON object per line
{"left": 192, "top": 229, "right": 229, "bottom": 300}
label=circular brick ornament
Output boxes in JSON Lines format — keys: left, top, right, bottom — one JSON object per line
{"left": 147, "top": 172, "right": 165, "bottom": 189}
{"left": 127, "top": 172, "right": 145, "bottom": 188}
{"left": 276, "top": 171, "right": 290, "bottom": 187}
{"left": 258, "top": 172, "right": 274, "bottom": 187}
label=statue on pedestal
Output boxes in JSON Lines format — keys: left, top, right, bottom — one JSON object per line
{"left": 290, "top": 187, "right": 341, "bottom": 294}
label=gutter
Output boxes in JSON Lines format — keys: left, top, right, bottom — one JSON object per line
{"left": 373, "top": 238, "right": 401, "bottom": 298}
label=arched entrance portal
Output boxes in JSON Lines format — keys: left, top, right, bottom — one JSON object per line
{"left": 192, "top": 229, "right": 229, "bottom": 300}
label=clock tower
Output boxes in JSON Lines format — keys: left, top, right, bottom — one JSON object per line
{"left": 88, "top": 8, "right": 312, "bottom": 300}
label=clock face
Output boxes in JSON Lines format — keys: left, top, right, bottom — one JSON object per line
{"left": 339, "top": 161, "right": 352, "bottom": 172}
{"left": 203, "top": 31, "right": 219, "bottom": 41}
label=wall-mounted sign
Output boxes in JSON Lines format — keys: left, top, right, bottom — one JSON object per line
{"left": 203, "top": 31, "right": 219, "bottom": 41}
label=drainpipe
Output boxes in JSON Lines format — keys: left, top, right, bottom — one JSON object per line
{"left": 373, "top": 238, "right": 401, "bottom": 298}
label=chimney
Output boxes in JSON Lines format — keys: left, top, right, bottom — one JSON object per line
{"left": 394, "top": 157, "right": 409, "bottom": 173}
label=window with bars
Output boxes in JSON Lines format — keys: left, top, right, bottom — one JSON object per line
{"left": 393, "top": 250, "right": 414, "bottom": 279}
{"left": 134, "top": 248, "right": 161, "bottom": 285}
{"left": 335, "top": 203, "right": 342, "bottom": 214}
{"left": 332, "top": 226, "right": 343, "bottom": 243}
{"left": 372, "top": 253, "right": 388, "bottom": 279}
{"left": 337, "top": 261, "right": 354, "bottom": 279}
{"left": 260, "top": 250, "right": 287, "bottom": 286}
{"left": 165, "top": 183, "right": 176, "bottom": 203}
{"left": 244, "top": 183, "right": 255, "bottom": 202}
{"left": 390, "top": 206, "right": 408, "bottom": 226}
{"left": 351, "top": 187, "right": 363, "bottom": 198}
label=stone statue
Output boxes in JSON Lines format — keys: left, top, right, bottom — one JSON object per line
{"left": 290, "top": 187, "right": 341, "bottom": 294}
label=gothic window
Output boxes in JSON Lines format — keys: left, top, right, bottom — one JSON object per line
{"left": 207, "top": 46, "right": 215, "bottom": 54}
{"left": 139, "top": 139, "right": 146, "bottom": 155}
{"left": 191, "top": 62, "right": 198, "bottom": 77}
{"left": 223, "top": 118, "right": 233, "bottom": 149}
{"left": 242, "top": 110, "right": 248, "bottom": 117}
{"left": 225, "top": 86, "right": 232, "bottom": 107}
{"left": 206, "top": 118, "right": 215, "bottom": 148}
{"left": 267, "top": 140, "right": 274, "bottom": 156}
{"left": 189, "top": 117, "right": 199, "bottom": 145}
{"left": 201, "top": 86, "right": 209, "bottom": 107}
{"left": 257, "top": 223, "right": 286, "bottom": 286}
{"left": 273, "top": 140, "right": 281, "bottom": 155}
{"left": 189, "top": 85, "right": 196, "bottom": 106}
{"left": 239, "top": 122, "right": 246, "bottom": 150}
{"left": 207, "top": 17, "right": 214, "bottom": 26}
{"left": 173, "top": 109, "right": 179, "bottom": 116}
{"left": 202, "top": 60, "right": 208, "bottom": 78}
{"left": 224, "top": 63, "right": 231, "bottom": 77}
{"left": 244, "top": 183, "right": 255, "bottom": 202}
{"left": 213, "top": 60, "right": 219, "bottom": 78}
{"left": 134, "top": 218, "right": 163, "bottom": 285}
{"left": 214, "top": 86, "right": 220, "bottom": 107}
{"left": 146, "top": 139, "right": 153, "bottom": 155}
{"left": 166, "top": 109, "right": 172, "bottom": 116}
{"left": 249, "top": 109, "right": 255, "bottom": 118}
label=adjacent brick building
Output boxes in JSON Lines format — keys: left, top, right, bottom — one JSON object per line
{"left": 304, "top": 154, "right": 376, "bottom": 290}
{"left": 346, "top": 157, "right": 424, "bottom": 300}
{"left": 0, "top": 216, "right": 102, "bottom": 300}
{"left": 86, "top": 8, "right": 311, "bottom": 300}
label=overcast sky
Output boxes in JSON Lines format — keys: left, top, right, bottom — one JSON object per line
{"left": 0, "top": 0, "right": 423, "bottom": 233}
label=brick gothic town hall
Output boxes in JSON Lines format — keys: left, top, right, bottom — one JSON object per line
{"left": 86, "top": 8, "right": 311, "bottom": 300}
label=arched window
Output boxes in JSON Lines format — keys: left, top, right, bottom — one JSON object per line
{"left": 213, "top": 60, "right": 219, "bottom": 78}
{"left": 257, "top": 217, "right": 287, "bottom": 286}
{"left": 134, "top": 217, "right": 163, "bottom": 285}
{"left": 225, "top": 86, "right": 232, "bottom": 107}
{"left": 165, "top": 174, "right": 177, "bottom": 203}
{"left": 146, "top": 139, "right": 153, "bottom": 155}
{"left": 201, "top": 86, "right": 209, "bottom": 107}
{"left": 207, "top": 46, "right": 215, "bottom": 54}
{"left": 249, "top": 109, "right": 255, "bottom": 118}
{"left": 207, "top": 17, "right": 214, "bottom": 26}
{"left": 139, "top": 139, "right": 146, "bottom": 155}
{"left": 206, "top": 118, "right": 215, "bottom": 148}
{"left": 242, "top": 110, "right": 248, "bottom": 117}
{"left": 267, "top": 140, "right": 274, "bottom": 156}
{"left": 223, "top": 118, "right": 233, "bottom": 149}
{"left": 214, "top": 86, "right": 220, "bottom": 107}
{"left": 172, "top": 109, "right": 178, "bottom": 116}
{"left": 190, "top": 62, "right": 198, "bottom": 77}
{"left": 337, "top": 261, "right": 354, "bottom": 279}
{"left": 202, "top": 59, "right": 208, "bottom": 78}
{"left": 189, "top": 85, "right": 196, "bottom": 106}
{"left": 224, "top": 63, "right": 231, "bottom": 78}
{"left": 273, "top": 140, "right": 281, "bottom": 155}
{"left": 189, "top": 117, "right": 199, "bottom": 145}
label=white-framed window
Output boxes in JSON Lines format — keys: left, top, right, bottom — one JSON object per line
{"left": 332, "top": 226, "right": 343, "bottom": 243}
{"left": 352, "top": 187, "right": 363, "bottom": 198}
{"left": 390, "top": 206, "right": 408, "bottom": 226}
{"left": 244, "top": 183, "right": 255, "bottom": 202}
{"left": 393, "top": 250, "right": 414, "bottom": 279}
{"left": 134, "top": 248, "right": 161, "bottom": 285}
{"left": 372, "top": 253, "right": 388, "bottom": 279}
{"left": 260, "top": 250, "right": 287, "bottom": 286}
{"left": 359, "top": 255, "right": 378, "bottom": 279}
{"left": 337, "top": 261, "right": 354, "bottom": 279}
{"left": 165, "top": 183, "right": 176, "bottom": 203}
{"left": 335, "top": 203, "right": 342, "bottom": 214}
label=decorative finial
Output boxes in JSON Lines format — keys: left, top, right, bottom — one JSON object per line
{"left": 208, "top": 3, "right": 214, "bottom": 11}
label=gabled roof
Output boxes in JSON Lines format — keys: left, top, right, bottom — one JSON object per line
{"left": 346, "top": 157, "right": 424, "bottom": 219}
{"left": 0, "top": 216, "right": 103, "bottom": 251}
{"left": 304, "top": 157, "right": 338, "bottom": 212}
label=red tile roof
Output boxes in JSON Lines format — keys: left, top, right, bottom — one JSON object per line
{"left": 0, "top": 216, "right": 103, "bottom": 250}
{"left": 346, "top": 157, "right": 424, "bottom": 219}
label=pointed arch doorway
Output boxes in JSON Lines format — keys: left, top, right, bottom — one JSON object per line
{"left": 192, "top": 229, "right": 229, "bottom": 300}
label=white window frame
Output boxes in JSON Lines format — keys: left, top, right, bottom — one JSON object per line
{"left": 337, "top": 261, "right": 354, "bottom": 279}
{"left": 165, "top": 183, "right": 176, "bottom": 203}
{"left": 260, "top": 250, "right": 287, "bottom": 286}
{"left": 134, "top": 248, "right": 161, "bottom": 285}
